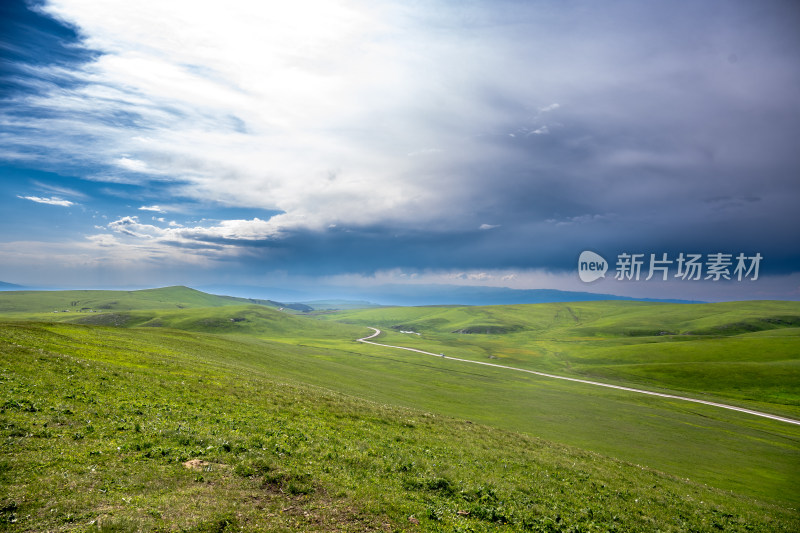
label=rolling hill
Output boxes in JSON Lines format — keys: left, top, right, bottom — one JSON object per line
{"left": 322, "top": 300, "right": 800, "bottom": 417}
{"left": 0, "top": 286, "right": 254, "bottom": 314}
{"left": 1, "top": 287, "right": 798, "bottom": 530}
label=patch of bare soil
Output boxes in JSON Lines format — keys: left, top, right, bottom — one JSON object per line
{"left": 182, "top": 459, "right": 212, "bottom": 471}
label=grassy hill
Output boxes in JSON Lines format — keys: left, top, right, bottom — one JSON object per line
{"left": 322, "top": 300, "right": 800, "bottom": 416}
{"left": 2, "top": 320, "right": 797, "bottom": 531}
{"left": 323, "top": 300, "right": 800, "bottom": 337}
{"left": 0, "top": 286, "right": 277, "bottom": 316}
{"left": 65, "top": 304, "right": 365, "bottom": 347}
{"left": 1, "top": 290, "right": 799, "bottom": 530}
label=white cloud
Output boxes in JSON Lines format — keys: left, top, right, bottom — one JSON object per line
{"left": 108, "top": 216, "right": 159, "bottom": 239}
{"left": 407, "top": 148, "right": 443, "bottom": 157}
{"left": 115, "top": 157, "right": 149, "bottom": 173}
{"left": 318, "top": 268, "right": 800, "bottom": 303}
{"left": 0, "top": 236, "right": 221, "bottom": 286}
{"left": 479, "top": 223, "right": 500, "bottom": 230}
{"left": 139, "top": 205, "right": 165, "bottom": 213}
{"left": 86, "top": 233, "right": 120, "bottom": 247}
{"left": 30, "top": 180, "right": 88, "bottom": 200}
{"left": 105, "top": 215, "right": 283, "bottom": 247}
{"left": 18, "top": 195, "right": 75, "bottom": 207}
{"left": 8, "top": 0, "right": 558, "bottom": 236}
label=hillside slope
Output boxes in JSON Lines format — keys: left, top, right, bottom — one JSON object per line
{"left": 2, "top": 321, "right": 797, "bottom": 531}
{"left": 0, "top": 286, "right": 265, "bottom": 315}
{"left": 1, "top": 293, "right": 798, "bottom": 513}
{"left": 67, "top": 303, "right": 364, "bottom": 342}
{"left": 324, "top": 300, "right": 800, "bottom": 337}
{"left": 323, "top": 300, "right": 800, "bottom": 416}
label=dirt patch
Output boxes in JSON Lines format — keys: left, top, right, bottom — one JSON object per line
{"left": 183, "top": 459, "right": 212, "bottom": 471}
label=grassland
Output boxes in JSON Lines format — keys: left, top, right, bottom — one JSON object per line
{"left": 0, "top": 286, "right": 284, "bottom": 317}
{"left": 1, "top": 288, "right": 799, "bottom": 531}
{"left": 322, "top": 301, "right": 800, "bottom": 418}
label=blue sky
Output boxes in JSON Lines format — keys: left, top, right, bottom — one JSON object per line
{"left": 1, "top": 0, "right": 799, "bottom": 301}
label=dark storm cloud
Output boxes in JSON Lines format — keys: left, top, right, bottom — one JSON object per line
{"left": 410, "top": 0, "right": 800, "bottom": 274}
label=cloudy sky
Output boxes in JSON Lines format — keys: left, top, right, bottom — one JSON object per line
{"left": 1, "top": 0, "right": 799, "bottom": 302}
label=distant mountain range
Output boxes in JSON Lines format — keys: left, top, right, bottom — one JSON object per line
{"left": 328, "top": 284, "right": 700, "bottom": 306}
{"left": 0, "top": 280, "right": 700, "bottom": 306}
{"left": 198, "top": 283, "right": 700, "bottom": 307}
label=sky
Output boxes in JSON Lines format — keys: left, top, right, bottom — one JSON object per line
{"left": 1, "top": 0, "right": 799, "bottom": 302}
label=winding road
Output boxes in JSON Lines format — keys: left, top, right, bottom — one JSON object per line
{"left": 357, "top": 327, "right": 800, "bottom": 426}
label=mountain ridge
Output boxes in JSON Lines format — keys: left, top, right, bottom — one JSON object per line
{"left": 198, "top": 283, "right": 701, "bottom": 307}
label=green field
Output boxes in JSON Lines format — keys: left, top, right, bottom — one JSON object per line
{"left": 0, "top": 286, "right": 293, "bottom": 317}
{"left": 1, "top": 287, "right": 798, "bottom": 531}
{"left": 323, "top": 301, "right": 800, "bottom": 417}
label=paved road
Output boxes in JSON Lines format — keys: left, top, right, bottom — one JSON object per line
{"left": 357, "top": 327, "right": 800, "bottom": 426}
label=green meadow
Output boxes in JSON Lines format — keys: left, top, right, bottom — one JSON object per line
{"left": 0, "top": 286, "right": 286, "bottom": 317}
{"left": 323, "top": 301, "right": 800, "bottom": 418}
{"left": 1, "top": 287, "right": 798, "bottom": 531}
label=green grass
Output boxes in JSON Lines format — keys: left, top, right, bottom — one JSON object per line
{"left": 322, "top": 301, "right": 800, "bottom": 416}
{"left": 2, "top": 321, "right": 797, "bottom": 531}
{"left": 63, "top": 304, "right": 364, "bottom": 341}
{"left": 1, "top": 290, "right": 799, "bottom": 530}
{"left": 0, "top": 286, "right": 280, "bottom": 316}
